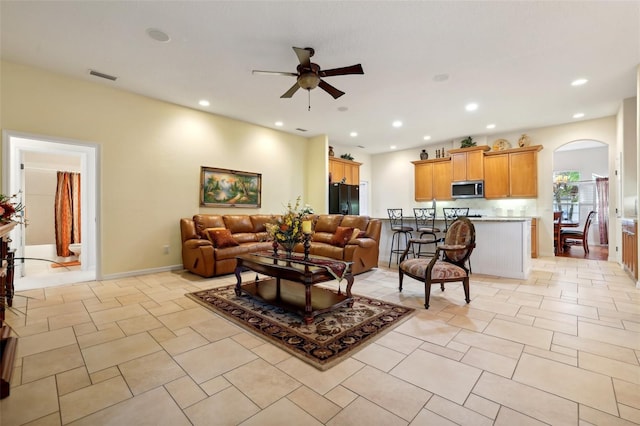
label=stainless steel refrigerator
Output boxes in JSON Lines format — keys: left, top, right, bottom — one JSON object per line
{"left": 329, "top": 183, "right": 359, "bottom": 215}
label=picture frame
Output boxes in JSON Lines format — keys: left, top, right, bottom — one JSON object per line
{"left": 200, "top": 167, "right": 261, "bottom": 208}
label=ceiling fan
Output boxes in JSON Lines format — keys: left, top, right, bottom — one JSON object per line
{"left": 252, "top": 47, "right": 364, "bottom": 100}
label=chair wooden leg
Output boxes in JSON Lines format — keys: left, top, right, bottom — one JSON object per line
{"left": 399, "top": 270, "right": 404, "bottom": 291}
{"left": 440, "top": 283, "right": 445, "bottom": 291}
{"left": 463, "top": 277, "right": 470, "bottom": 303}
{"left": 424, "top": 281, "right": 431, "bottom": 309}
{"left": 583, "top": 239, "right": 589, "bottom": 254}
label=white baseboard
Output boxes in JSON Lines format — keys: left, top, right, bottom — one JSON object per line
{"left": 100, "top": 264, "right": 184, "bottom": 281}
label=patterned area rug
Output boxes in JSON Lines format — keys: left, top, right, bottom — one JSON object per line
{"left": 186, "top": 284, "right": 415, "bottom": 371}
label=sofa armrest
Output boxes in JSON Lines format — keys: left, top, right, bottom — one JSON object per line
{"left": 346, "top": 238, "right": 376, "bottom": 248}
{"left": 182, "top": 239, "right": 215, "bottom": 277}
{"left": 184, "top": 239, "right": 213, "bottom": 249}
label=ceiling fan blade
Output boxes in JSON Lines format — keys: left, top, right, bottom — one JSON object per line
{"left": 318, "top": 79, "right": 345, "bottom": 99}
{"left": 280, "top": 82, "right": 301, "bottom": 98}
{"left": 319, "top": 64, "right": 364, "bottom": 77}
{"left": 292, "top": 47, "right": 311, "bottom": 67}
{"left": 252, "top": 70, "right": 298, "bottom": 76}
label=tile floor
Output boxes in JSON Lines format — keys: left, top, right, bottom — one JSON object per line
{"left": 1, "top": 256, "right": 639, "bottom": 425}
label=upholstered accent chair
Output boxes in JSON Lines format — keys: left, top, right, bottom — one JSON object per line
{"left": 398, "top": 217, "right": 475, "bottom": 309}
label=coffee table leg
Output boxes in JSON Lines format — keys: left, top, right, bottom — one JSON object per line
{"left": 234, "top": 265, "right": 242, "bottom": 296}
{"left": 304, "top": 285, "right": 313, "bottom": 324}
{"left": 345, "top": 273, "right": 354, "bottom": 307}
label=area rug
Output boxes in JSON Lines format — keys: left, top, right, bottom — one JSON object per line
{"left": 186, "top": 284, "right": 415, "bottom": 371}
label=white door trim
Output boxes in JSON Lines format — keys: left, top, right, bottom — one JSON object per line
{"left": 2, "top": 130, "right": 101, "bottom": 289}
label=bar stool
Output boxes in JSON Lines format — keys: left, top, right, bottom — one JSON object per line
{"left": 413, "top": 207, "right": 440, "bottom": 258}
{"left": 443, "top": 207, "right": 469, "bottom": 232}
{"left": 387, "top": 208, "right": 414, "bottom": 267}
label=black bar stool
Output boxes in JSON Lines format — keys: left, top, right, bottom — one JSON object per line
{"left": 413, "top": 207, "right": 440, "bottom": 258}
{"left": 387, "top": 208, "right": 414, "bottom": 267}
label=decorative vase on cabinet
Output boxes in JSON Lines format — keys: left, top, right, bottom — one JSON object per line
{"left": 420, "top": 149, "right": 428, "bottom": 160}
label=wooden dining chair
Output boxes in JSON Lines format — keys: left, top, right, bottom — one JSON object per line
{"left": 553, "top": 211, "right": 562, "bottom": 254}
{"left": 560, "top": 211, "right": 596, "bottom": 255}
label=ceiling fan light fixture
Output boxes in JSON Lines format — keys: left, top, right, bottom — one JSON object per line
{"left": 298, "top": 72, "right": 320, "bottom": 90}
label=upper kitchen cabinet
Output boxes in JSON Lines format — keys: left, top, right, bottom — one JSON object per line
{"left": 449, "top": 145, "right": 490, "bottom": 182}
{"left": 329, "top": 157, "right": 361, "bottom": 185}
{"left": 413, "top": 157, "right": 452, "bottom": 201}
{"left": 484, "top": 145, "right": 543, "bottom": 198}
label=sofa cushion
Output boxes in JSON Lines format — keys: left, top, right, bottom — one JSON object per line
{"left": 330, "top": 226, "right": 354, "bottom": 247}
{"left": 233, "top": 232, "right": 258, "bottom": 244}
{"left": 341, "top": 215, "right": 369, "bottom": 231}
{"left": 251, "top": 215, "right": 276, "bottom": 232}
{"left": 194, "top": 215, "right": 225, "bottom": 238}
{"left": 223, "top": 215, "right": 254, "bottom": 233}
{"left": 207, "top": 228, "right": 240, "bottom": 248}
{"left": 314, "top": 215, "right": 343, "bottom": 233}
{"left": 312, "top": 232, "right": 334, "bottom": 244}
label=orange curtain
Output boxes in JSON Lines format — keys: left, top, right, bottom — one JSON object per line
{"left": 54, "top": 171, "right": 81, "bottom": 257}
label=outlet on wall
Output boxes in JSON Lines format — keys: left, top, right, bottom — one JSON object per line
{"left": 163, "top": 245, "right": 170, "bottom": 254}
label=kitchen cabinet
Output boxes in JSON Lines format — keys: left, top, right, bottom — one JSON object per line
{"left": 622, "top": 219, "right": 638, "bottom": 280}
{"left": 329, "top": 157, "right": 361, "bottom": 185}
{"left": 484, "top": 145, "right": 542, "bottom": 198}
{"left": 450, "top": 145, "right": 490, "bottom": 182}
{"left": 413, "top": 158, "right": 452, "bottom": 201}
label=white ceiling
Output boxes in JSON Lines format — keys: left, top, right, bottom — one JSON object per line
{"left": 1, "top": 1, "right": 639, "bottom": 154}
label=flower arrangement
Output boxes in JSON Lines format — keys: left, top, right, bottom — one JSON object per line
{"left": 0, "top": 193, "right": 25, "bottom": 225}
{"left": 266, "top": 196, "right": 314, "bottom": 254}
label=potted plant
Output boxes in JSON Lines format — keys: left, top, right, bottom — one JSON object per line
{"left": 460, "top": 136, "right": 476, "bottom": 148}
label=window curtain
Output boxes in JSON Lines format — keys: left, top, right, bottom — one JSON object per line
{"left": 595, "top": 177, "right": 608, "bottom": 245}
{"left": 54, "top": 171, "right": 81, "bottom": 257}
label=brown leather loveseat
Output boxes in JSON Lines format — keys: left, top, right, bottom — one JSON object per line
{"left": 180, "top": 214, "right": 381, "bottom": 278}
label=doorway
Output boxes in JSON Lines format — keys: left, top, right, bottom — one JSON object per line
{"left": 553, "top": 140, "right": 609, "bottom": 260}
{"left": 2, "top": 131, "right": 100, "bottom": 290}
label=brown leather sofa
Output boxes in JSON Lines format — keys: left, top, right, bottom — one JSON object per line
{"left": 180, "top": 214, "right": 381, "bottom": 278}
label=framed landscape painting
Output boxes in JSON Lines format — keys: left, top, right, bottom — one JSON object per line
{"left": 200, "top": 167, "right": 261, "bottom": 208}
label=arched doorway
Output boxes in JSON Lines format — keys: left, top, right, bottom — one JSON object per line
{"left": 553, "top": 139, "right": 609, "bottom": 259}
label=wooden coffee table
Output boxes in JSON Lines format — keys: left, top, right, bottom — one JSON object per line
{"left": 234, "top": 252, "right": 354, "bottom": 324}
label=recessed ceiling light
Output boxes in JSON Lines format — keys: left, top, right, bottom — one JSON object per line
{"left": 392, "top": 120, "right": 403, "bottom": 128}
{"left": 571, "top": 78, "right": 588, "bottom": 86}
{"left": 433, "top": 73, "right": 449, "bottom": 82}
{"left": 465, "top": 103, "right": 478, "bottom": 112}
{"left": 390, "top": 145, "right": 397, "bottom": 150}
{"left": 350, "top": 132, "right": 358, "bottom": 137}
{"left": 337, "top": 106, "right": 348, "bottom": 112}
{"left": 486, "top": 124, "right": 496, "bottom": 129}
{"left": 423, "top": 135, "right": 431, "bottom": 141}
{"left": 198, "top": 100, "right": 210, "bottom": 107}
{"left": 146, "top": 28, "right": 171, "bottom": 43}
{"left": 274, "top": 121, "right": 283, "bottom": 127}
{"left": 572, "top": 113, "right": 585, "bottom": 119}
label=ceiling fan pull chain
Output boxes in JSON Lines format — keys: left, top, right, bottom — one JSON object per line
{"left": 308, "top": 90, "right": 311, "bottom": 111}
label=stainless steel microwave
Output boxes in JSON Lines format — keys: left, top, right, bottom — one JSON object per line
{"left": 451, "top": 180, "right": 484, "bottom": 199}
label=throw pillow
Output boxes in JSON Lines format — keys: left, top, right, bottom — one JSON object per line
{"left": 207, "top": 228, "right": 239, "bottom": 249}
{"left": 330, "top": 226, "right": 354, "bottom": 248}
{"left": 350, "top": 228, "right": 366, "bottom": 240}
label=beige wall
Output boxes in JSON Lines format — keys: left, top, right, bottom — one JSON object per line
{"left": 1, "top": 61, "right": 321, "bottom": 275}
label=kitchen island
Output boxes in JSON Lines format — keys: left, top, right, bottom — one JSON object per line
{"left": 380, "top": 216, "right": 533, "bottom": 279}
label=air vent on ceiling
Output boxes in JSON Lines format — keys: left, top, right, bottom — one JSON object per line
{"left": 296, "top": 128, "right": 308, "bottom": 132}
{"left": 89, "top": 69, "right": 118, "bottom": 81}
